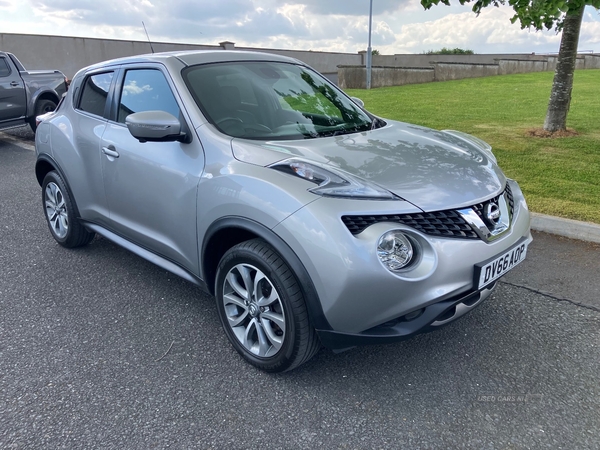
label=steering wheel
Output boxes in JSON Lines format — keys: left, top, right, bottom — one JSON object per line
{"left": 244, "top": 123, "right": 273, "bottom": 133}
{"left": 216, "top": 117, "right": 244, "bottom": 127}
{"left": 216, "top": 117, "right": 273, "bottom": 135}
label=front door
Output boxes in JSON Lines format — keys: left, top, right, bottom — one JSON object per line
{"left": 100, "top": 67, "right": 204, "bottom": 275}
{"left": 0, "top": 56, "right": 26, "bottom": 122}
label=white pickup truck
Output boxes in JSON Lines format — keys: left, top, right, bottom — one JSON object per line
{"left": 0, "top": 51, "right": 68, "bottom": 132}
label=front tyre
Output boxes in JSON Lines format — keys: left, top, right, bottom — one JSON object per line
{"left": 42, "top": 171, "right": 95, "bottom": 248}
{"left": 215, "top": 239, "right": 321, "bottom": 372}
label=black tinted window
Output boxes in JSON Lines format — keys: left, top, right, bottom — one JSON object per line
{"left": 78, "top": 72, "right": 114, "bottom": 117}
{"left": 0, "top": 58, "right": 11, "bottom": 78}
{"left": 117, "top": 69, "right": 180, "bottom": 123}
{"left": 183, "top": 62, "right": 373, "bottom": 140}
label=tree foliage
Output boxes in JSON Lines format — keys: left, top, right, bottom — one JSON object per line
{"left": 420, "top": 0, "right": 600, "bottom": 32}
{"left": 423, "top": 47, "right": 475, "bottom": 54}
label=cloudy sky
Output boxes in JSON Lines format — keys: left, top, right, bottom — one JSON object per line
{"left": 1, "top": 0, "right": 599, "bottom": 55}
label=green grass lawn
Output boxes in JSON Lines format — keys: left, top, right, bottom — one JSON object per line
{"left": 346, "top": 70, "right": 600, "bottom": 224}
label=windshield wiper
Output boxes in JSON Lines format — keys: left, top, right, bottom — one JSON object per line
{"left": 317, "top": 129, "right": 349, "bottom": 138}
{"left": 318, "top": 122, "right": 373, "bottom": 138}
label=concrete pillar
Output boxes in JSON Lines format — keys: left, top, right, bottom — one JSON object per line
{"left": 358, "top": 51, "right": 367, "bottom": 66}
{"left": 220, "top": 41, "right": 235, "bottom": 50}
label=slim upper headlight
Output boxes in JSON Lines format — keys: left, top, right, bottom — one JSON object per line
{"left": 270, "top": 158, "right": 399, "bottom": 200}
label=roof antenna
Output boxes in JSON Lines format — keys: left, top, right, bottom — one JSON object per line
{"left": 142, "top": 21, "right": 155, "bottom": 54}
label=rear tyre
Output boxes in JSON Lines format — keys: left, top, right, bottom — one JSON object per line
{"left": 215, "top": 239, "right": 321, "bottom": 372}
{"left": 42, "top": 171, "right": 95, "bottom": 248}
{"left": 29, "top": 98, "right": 57, "bottom": 132}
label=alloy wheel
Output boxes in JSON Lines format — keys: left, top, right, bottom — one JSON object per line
{"left": 45, "top": 182, "right": 69, "bottom": 239}
{"left": 222, "top": 263, "right": 286, "bottom": 358}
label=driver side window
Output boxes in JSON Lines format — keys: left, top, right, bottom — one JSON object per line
{"left": 117, "top": 69, "right": 180, "bottom": 124}
{"left": 0, "top": 58, "right": 11, "bottom": 78}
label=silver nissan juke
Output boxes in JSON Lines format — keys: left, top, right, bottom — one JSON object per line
{"left": 35, "top": 50, "right": 531, "bottom": 372}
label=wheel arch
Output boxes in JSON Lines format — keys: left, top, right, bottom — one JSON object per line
{"left": 31, "top": 90, "right": 60, "bottom": 111}
{"left": 35, "top": 155, "right": 56, "bottom": 187}
{"left": 202, "top": 217, "right": 332, "bottom": 331}
{"left": 35, "top": 154, "right": 82, "bottom": 219}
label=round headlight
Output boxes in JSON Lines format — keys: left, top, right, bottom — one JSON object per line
{"left": 377, "top": 231, "right": 414, "bottom": 272}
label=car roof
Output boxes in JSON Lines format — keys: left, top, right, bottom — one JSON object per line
{"left": 82, "top": 50, "right": 305, "bottom": 73}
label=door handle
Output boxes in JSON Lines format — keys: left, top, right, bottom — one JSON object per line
{"left": 10, "top": 81, "right": 20, "bottom": 87}
{"left": 102, "top": 146, "right": 120, "bottom": 158}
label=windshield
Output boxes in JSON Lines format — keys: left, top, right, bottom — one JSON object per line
{"left": 183, "top": 61, "right": 378, "bottom": 140}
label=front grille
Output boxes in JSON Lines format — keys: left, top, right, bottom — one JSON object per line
{"left": 342, "top": 184, "right": 513, "bottom": 240}
{"left": 341, "top": 210, "right": 479, "bottom": 239}
{"left": 505, "top": 183, "right": 515, "bottom": 216}
{"left": 472, "top": 184, "right": 513, "bottom": 223}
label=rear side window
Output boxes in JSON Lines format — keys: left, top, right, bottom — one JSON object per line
{"left": 117, "top": 69, "right": 180, "bottom": 123}
{"left": 0, "top": 58, "right": 11, "bottom": 78}
{"left": 78, "top": 72, "right": 114, "bottom": 117}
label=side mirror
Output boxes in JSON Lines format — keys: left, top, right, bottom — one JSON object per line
{"left": 125, "top": 111, "right": 189, "bottom": 143}
{"left": 350, "top": 97, "right": 364, "bottom": 108}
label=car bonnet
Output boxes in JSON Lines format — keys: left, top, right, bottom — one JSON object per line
{"left": 230, "top": 120, "right": 506, "bottom": 212}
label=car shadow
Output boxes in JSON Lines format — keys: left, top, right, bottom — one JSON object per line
{"left": 2, "top": 125, "right": 35, "bottom": 142}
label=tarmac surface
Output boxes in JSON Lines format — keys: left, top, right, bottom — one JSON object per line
{"left": 505, "top": 231, "right": 600, "bottom": 312}
{"left": 1, "top": 127, "right": 599, "bottom": 449}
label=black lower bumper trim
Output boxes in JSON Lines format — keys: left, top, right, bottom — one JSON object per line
{"left": 316, "top": 285, "right": 495, "bottom": 350}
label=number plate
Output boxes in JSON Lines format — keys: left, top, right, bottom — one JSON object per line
{"left": 475, "top": 238, "right": 528, "bottom": 290}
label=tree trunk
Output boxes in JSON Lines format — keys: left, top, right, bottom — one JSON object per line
{"left": 543, "top": 6, "right": 585, "bottom": 132}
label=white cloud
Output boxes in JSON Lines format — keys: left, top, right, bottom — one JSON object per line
{"left": 1, "top": 0, "right": 599, "bottom": 54}
{"left": 123, "top": 80, "right": 152, "bottom": 96}
{"left": 579, "top": 21, "right": 600, "bottom": 48}
{"left": 280, "top": 0, "right": 411, "bottom": 16}
{"left": 377, "top": 7, "right": 576, "bottom": 54}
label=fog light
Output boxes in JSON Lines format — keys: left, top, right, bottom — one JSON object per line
{"left": 377, "top": 231, "right": 414, "bottom": 272}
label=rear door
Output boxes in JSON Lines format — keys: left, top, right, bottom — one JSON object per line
{"left": 0, "top": 55, "right": 26, "bottom": 122}
{"left": 59, "top": 69, "right": 115, "bottom": 226}
{"left": 100, "top": 65, "right": 204, "bottom": 275}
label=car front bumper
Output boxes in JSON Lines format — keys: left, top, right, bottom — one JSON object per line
{"left": 316, "top": 281, "right": 497, "bottom": 350}
{"left": 273, "top": 179, "right": 532, "bottom": 349}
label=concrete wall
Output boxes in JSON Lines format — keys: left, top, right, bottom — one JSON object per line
{"left": 339, "top": 62, "right": 500, "bottom": 88}
{"left": 2, "top": 32, "right": 598, "bottom": 89}
{"left": 338, "top": 65, "right": 434, "bottom": 89}
{"left": 339, "top": 54, "right": 599, "bottom": 89}
{"left": 497, "top": 59, "right": 548, "bottom": 75}
{"left": 0, "top": 32, "right": 359, "bottom": 81}
{"left": 236, "top": 45, "right": 360, "bottom": 76}
{"left": 545, "top": 56, "right": 586, "bottom": 71}
{"left": 371, "top": 53, "right": 549, "bottom": 68}
{"left": 433, "top": 62, "right": 499, "bottom": 81}
{"left": 584, "top": 55, "right": 600, "bottom": 69}
{"left": 530, "top": 55, "right": 591, "bottom": 73}
{"left": 0, "top": 33, "right": 224, "bottom": 78}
